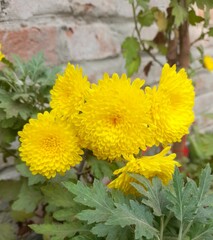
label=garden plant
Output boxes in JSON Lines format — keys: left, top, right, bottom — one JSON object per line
{"left": 0, "top": 0, "right": 213, "bottom": 240}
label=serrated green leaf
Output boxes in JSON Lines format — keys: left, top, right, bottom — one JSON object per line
{"left": 64, "top": 180, "right": 114, "bottom": 226}
{"left": 0, "top": 223, "right": 16, "bottom": 240}
{"left": 131, "top": 174, "right": 164, "bottom": 216}
{"left": 77, "top": 208, "right": 111, "bottom": 224}
{"left": 122, "top": 37, "right": 141, "bottom": 77}
{"left": 189, "top": 223, "right": 213, "bottom": 240}
{"left": 63, "top": 180, "right": 114, "bottom": 210}
{"left": 106, "top": 200, "right": 158, "bottom": 239}
{"left": 16, "top": 164, "right": 46, "bottom": 186}
{"left": 41, "top": 183, "right": 75, "bottom": 208}
{"left": 171, "top": 1, "right": 188, "bottom": 27}
{"left": 137, "top": 10, "right": 155, "bottom": 27}
{"left": 198, "top": 164, "right": 213, "bottom": 201}
{"left": 92, "top": 223, "right": 133, "bottom": 240}
{"left": 30, "top": 223, "right": 84, "bottom": 239}
{"left": 12, "top": 182, "right": 42, "bottom": 213}
{"left": 0, "top": 90, "right": 30, "bottom": 119}
{"left": 166, "top": 168, "right": 198, "bottom": 222}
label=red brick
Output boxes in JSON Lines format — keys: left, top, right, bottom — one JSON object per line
{"left": 0, "top": 26, "right": 58, "bottom": 65}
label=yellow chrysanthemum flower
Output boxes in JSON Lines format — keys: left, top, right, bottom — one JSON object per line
{"left": 203, "top": 55, "right": 213, "bottom": 71}
{"left": 75, "top": 73, "right": 155, "bottom": 161}
{"left": 18, "top": 111, "right": 83, "bottom": 179}
{"left": 108, "top": 147, "right": 180, "bottom": 195}
{"left": 146, "top": 64, "right": 195, "bottom": 145}
{"left": 50, "top": 63, "right": 90, "bottom": 121}
{"left": 0, "top": 44, "right": 5, "bottom": 61}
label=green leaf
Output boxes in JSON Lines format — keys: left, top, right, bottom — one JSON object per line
{"left": 53, "top": 208, "right": 80, "bottom": 222}
{"left": 0, "top": 127, "right": 17, "bottom": 144}
{"left": 87, "top": 155, "right": 118, "bottom": 179}
{"left": 0, "top": 223, "right": 16, "bottom": 240}
{"left": 63, "top": 180, "right": 114, "bottom": 210}
{"left": 106, "top": 200, "right": 158, "bottom": 239}
{"left": 171, "top": 1, "right": 188, "bottom": 27}
{"left": 11, "top": 210, "right": 34, "bottom": 222}
{"left": 16, "top": 164, "right": 46, "bottom": 186}
{"left": 208, "top": 27, "right": 213, "bottom": 37}
{"left": 64, "top": 180, "right": 114, "bottom": 225}
{"left": 198, "top": 164, "right": 213, "bottom": 201}
{"left": 195, "top": 0, "right": 213, "bottom": 10}
{"left": 136, "top": 0, "right": 149, "bottom": 10}
{"left": 0, "top": 91, "right": 30, "bottom": 119}
{"left": 12, "top": 182, "right": 42, "bottom": 213}
{"left": 30, "top": 223, "right": 84, "bottom": 239}
{"left": 189, "top": 223, "right": 213, "bottom": 240}
{"left": 166, "top": 168, "right": 198, "bottom": 222}
{"left": 137, "top": 9, "right": 155, "bottom": 27}
{"left": 71, "top": 233, "right": 99, "bottom": 240}
{"left": 122, "top": 37, "right": 141, "bottom": 77}
{"left": 131, "top": 174, "right": 165, "bottom": 216}
{"left": 41, "top": 182, "right": 75, "bottom": 208}
{"left": 0, "top": 180, "right": 22, "bottom": 202}
{"left": 92, "top": 223, "right": 133, "bottom": 240}
{"left": 188, "top": 9, "right": 204, "bottom": 26}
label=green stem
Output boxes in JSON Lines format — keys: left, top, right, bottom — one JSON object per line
{"left": 160, "top": 216, "right": 164, "bottom": 240}
{"left": 131, "top": 2, "right": 163, "bottom": 67}
{"left": 164, "top": 211, "right": 173, "bottom": 229}
{"left": 178, "top": 222, "right": 183, "bottom": 240}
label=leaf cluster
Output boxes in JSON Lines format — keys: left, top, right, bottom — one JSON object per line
{"left": 28, "top": 165, "right": 213, "bottom": 240}
{"left": 0, "top": 53, "right": 61, "bottom": 160}
{"left": 123, "top": 0, "right": 213, "bottom": 77}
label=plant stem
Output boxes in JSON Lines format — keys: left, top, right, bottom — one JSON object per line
{"left": 178, "top": 222, "right": 183, "bottom": 240}
{"left": 160, "top": 216, "right": 164, "bottom": 240}
{"left": 131, "top": 2, "right": 163, "bottom": 67}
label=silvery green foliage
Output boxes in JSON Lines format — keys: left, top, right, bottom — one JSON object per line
{"left": 0, "top": 53, "right": 61, "bottom": 160}
{"left": 29, "top": 165, "right": 213, "bottom": 240}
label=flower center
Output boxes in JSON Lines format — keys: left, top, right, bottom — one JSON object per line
{"left": 110, "top": 115, "right": 122, "bottom": 125}
{"left": 42, "top": 135, "right": 60, "bottom": 151}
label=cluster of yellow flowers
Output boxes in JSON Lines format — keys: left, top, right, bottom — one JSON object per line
{"left": 18, "top": 62, "right": 195, "bottom": 194}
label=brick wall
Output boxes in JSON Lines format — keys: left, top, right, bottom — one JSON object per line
{"left": 0, "top": 0, "right": 213, "bottom": 131}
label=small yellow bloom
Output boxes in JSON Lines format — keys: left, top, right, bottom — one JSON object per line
{"left": 75, "top": 73, "right": 155, "bottom": 161}
{"left": 146, "top": 64, "right": 195, "bottom": 145}
{"left": 203, "top": 55, "right": 213, "bottom": 71}
{"left": 108, "top": 147, "right": 180, "bottom": 195}
{"left": 50, "top": 63, "right": 90, "bottom": 121}
{"left": 18, "top": 111, "right": 83, "bottom": 179}
{"left": 0, "top": 44, "right": 5, "bottom": 61}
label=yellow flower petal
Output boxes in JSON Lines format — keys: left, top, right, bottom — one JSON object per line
{"left": 75, "top": 73, "right": 154, "bottom": 161}
{"left": 108, "top": 147, "right": 180, "bottom": 195}
{"left": 50, "top": 63, "right": 90, "bottom": 121}
{"left": 18, "top": 111, "right": 83, "bottom": 179}
{"left": 146, "top": 63, "right": 195, "bottom": 145}
{"left": 203, "top": 55, "right": 213, "bottom": 71}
